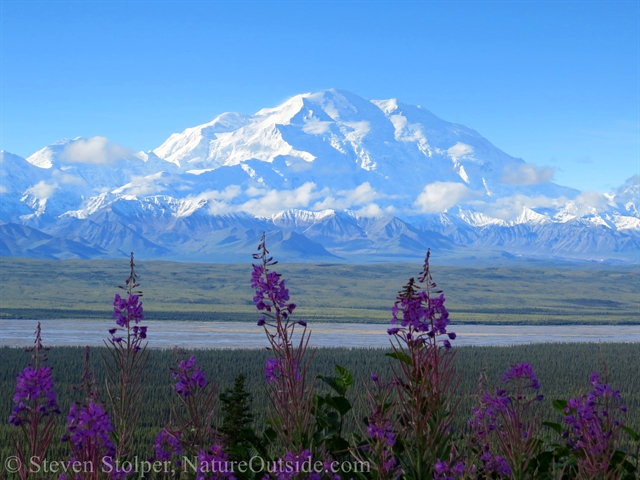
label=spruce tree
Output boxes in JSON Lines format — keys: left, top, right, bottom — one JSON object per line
{"left": 219, "top": 373, "right": 254, "bottom": 450}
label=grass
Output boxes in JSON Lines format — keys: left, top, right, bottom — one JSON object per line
{"left": 0, "top": 257, "right": 638, "bottom": 324}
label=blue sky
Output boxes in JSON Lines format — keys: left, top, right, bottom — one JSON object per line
{"left": 1, "top": 0, "right": 638, "bottom": 193}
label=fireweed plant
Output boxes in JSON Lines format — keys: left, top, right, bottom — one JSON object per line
{"left": 60, "top": 347, "right": 125, "bottom": 480}
{"left": 251, "top": 234, "right": 315, "bottom": 451}
{"left": 552, "top": 370, "right": 633, "bottom": 480}
{"left": 384, "top": 250, "right": 461, "bottom": 480}
{"left": 149, "top": 350, "right": 235, "bottom": 479}
{"left": 171, "top": 352, "right": 222, "bottom": 454}
{"left": 467, "top": 363, "right": 544, "bottom": 480}
{"left": 7, "top": 322, "right": 61, "bottom": 480}
{"left": 351, "top": 374, "right": 401, "bottom": 480}
{"left": 252, "top": 235, "right": 361, "bottom": 479}
{"left": 103, "top": 253, "right": 149, "bottom": 460}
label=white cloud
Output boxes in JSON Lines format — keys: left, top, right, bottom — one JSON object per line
{"left": 283, "top": 156, "right": 314, "bottom": 172}
{"left": 61, "top": 137, "right": 133, "bottom": 165}
{"left": 185, "top": 186, "right": 243, "bottom": 216}
{"left": 447, "top": 143, "right": 474, "bottom": 162}
{"left": 500, "top": 163, "right": 554, "bottom": 185}
{"left": 246, "top": 185, "right": 266, "bottom": 197}
{"left": 414, "top": 182, "right": 480, "bottom": 213}
{"left": 473, "top": 191, "right": 617, "bottom": 221}
{"left": 240, "top": 182, "right": 317, "bottom": 217}
{"left": 190, "top": 185, "right": 242, "bottom": 203}
{"left": 234, "top": 182, "right": 384, "bottom": 217}
{"left": 574, "top": 191, "right": 617, "bottom": 213}
{"left": 25, "top": 181, "right": 58, "bottom": 199}
{"left": 343, "top": 121, "right": 371, "bottom": 138}
{"left": 302, "top": 118, "right": 332, "bottom": 135}
{"left": 354, "top": 203, "right": 394, "bottom": 217}
{"left": 187, "top": 185, "right": 242, "bottom": 215}
{"left": 349, "top": 182, "right": 377, "bottom": 204}
{"left": 113, "top": 174, "right": 165, "bottom": 196}
{"left": 206, "top": 200, "right": 238, "bottom": 215}
{"left": 52, "top": 170, "right": 85, "bottom": 186}
{"left": 312, "top": 182, "right": 379, "bottom": 210}
{"left": 471, "top": 194, "right": 561, "bottom": 220}
{"left": 0, "top": 185, "right": 7, "bottom": 194}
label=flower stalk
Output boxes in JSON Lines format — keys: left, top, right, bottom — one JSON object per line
{"left": 252, "top": 233, "right": 315, "bottom": 452}
{"left": 8, "top": 323, "right": 61, "bottom": 480}
{"left": 103, "top": 252, "right": 149, "bottom": 460}
{"left": 385, "top": 250, "right": 460, "bottom": 480}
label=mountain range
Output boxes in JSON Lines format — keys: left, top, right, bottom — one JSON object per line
{"left": 1, "top": 89, "right": 638, "bottom": 264}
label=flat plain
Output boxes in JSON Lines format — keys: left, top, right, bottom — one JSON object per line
{"left": 0, "top": 257, "right": 638, "bottom": 324}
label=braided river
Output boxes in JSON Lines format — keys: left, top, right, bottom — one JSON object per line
{"left": 1, "top": 320, "right": 638, "bottom": 349}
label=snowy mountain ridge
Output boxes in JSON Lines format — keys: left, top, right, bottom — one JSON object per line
{"left": 1, "top": 89, "right": 638, "bottom": 263}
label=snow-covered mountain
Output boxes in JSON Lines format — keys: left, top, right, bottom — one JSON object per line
{"left": 1, "top": 89, "right": 638, "bottom": 263}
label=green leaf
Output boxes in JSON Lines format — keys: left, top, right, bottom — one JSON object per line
{"left": 622, "top": 426, "right": 640, "bottom": 442}
{"left": 265, "top": 417, "right": 281, "bottom": 427}
{"left": 313, "top": 394, "right": 326, "bottom": 409}
{"left": 326, "top": 436, "right": 350, "bottom": 453}
{"left": 263, "top": 427, "right": 277, "bottom": 442}
{"left": 542, "top": 421, "right": 564, "bottom": 435}
{"left": 334, "top": 364, "right": 354, "bottom": 390}
{"left": 552, "top": 399, "right": 568, "bottom": 412}
{"left": 315, "top": 415, "right": 331, "bottom": 429}
{"left": 386, "top": 351, "right": 412, "bottom": 365}
{"left": 317, "top": 375, "right": 346, "bottom": 396}
{"left": 327, "top": 396, "right": 352, "bottom": 416}
{"left": 609, "top": 448, "right": 632, "bottom": 469}
{"left": 528, "top": 451, "right": 555, "bottom": 474}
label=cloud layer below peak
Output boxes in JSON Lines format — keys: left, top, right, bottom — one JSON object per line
{"left": 61, "top": 137, "right": 133, "bottom": 165}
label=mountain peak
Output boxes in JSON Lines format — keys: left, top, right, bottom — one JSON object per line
{"left": 3, "top": 89, "right": 639, "bottom": 263}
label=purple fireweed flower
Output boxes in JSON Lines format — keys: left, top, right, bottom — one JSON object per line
{"left": 563, "top": 371, "right": 627, "bottom": 460}
{"left": 196, "top": 443, "right": 235, "bottom": 479}
{"left": 364, "top": 412, "right": 400, "bottom": 478}
{"left": 61, "top": 401, "right": 127, "bottom": 479}
{"left": 367, "top": 421, "right": 396, "bottom": 447}
{"left": 113, "top": 294, "right": 144, "bottom": 326}
{"left": 9, "top": 365, "right": 60, "bottom": 426}
{"left": 482, "top": 453, "right": 512, "bottom": 478}
{"left": 111, "top": 293, "right": 148, "bottom": 343}
{"left": 63, "top": 402, "right": 115, "bottom": 453}
{"left": 13, "top": 365, "right": 57, "bottom": 405}
{"left": 477, "top": 447, "right": 512, "bottom": 478}
{"left": 251, "top": 265, "right": 295, "bottom": 315}
{"left": 388, "top": 268, "right": 455, "bottom": 348}
{"left": 434, "top": 458, "right": 465, "bottom": 479}
{"left": 265, "top": 358, "right": 280, "bottom": 383}
{"left": 501, "top": 362, "right": 540, "bottom": 390}
{"left": 172, "top": 356, "right": 207, "bottom": 396}
{"left": 153, "top": 428, "right": 183, "bottom": 462}
{"left": 469, "top": 363, "right": 546, "bottom": 479}
{"left": 469, "top": 391, "right": 511, "bottom": 437}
